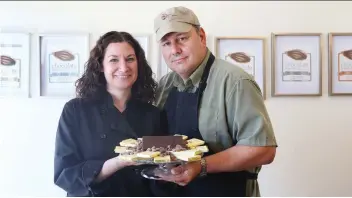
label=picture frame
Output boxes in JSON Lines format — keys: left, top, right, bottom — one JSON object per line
{"left": 271, "top": 33, "right": 322, "bottom": 96}
{"left": 214, "top": 36, "right": 267, "bottom": 99}
{"left": 157, "top": 47, "right": 171, "bottom": 81}
{"left": 0, "top": 31, "right": 30, "bottom": 98}
{"left": 328, "top": 33, "right": 352, "bottom": 95}
{"left": 38, "top": 33, "right": 90, "bottom": 97}
{"left": 134, "top": 34, "right": 151, "bottom": 62}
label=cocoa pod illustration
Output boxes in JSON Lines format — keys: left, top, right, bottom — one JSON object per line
{"left": 342, "top": 49, "right": 352, "bottom": 60}
{"left": 53, "top": 50, "right": 75, "bottom": 61}
{"left": 339, "top": 71, "right": 352, "bottom": 75}
{"left": 0, "top": 55, "right": 16, "bottom": 66}
{"left": 285, "top": 49, "right": 307, "bottom": 60}
{"left": 227, "top": 52, "right": 251, "bottom": 63}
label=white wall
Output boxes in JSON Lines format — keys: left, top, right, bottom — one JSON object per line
{"left": 0, "top": 1, "right": 351, "bottom": 197}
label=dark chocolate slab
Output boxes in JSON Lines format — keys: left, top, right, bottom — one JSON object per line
{"left": 142, "top": 136, "right": 185, "bottom": 150}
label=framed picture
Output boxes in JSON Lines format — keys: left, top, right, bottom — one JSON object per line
{"left": 157, "top": 47, "right": 171, "bottom": 80}
{"left": 328, "top": 33, "right": 352, "bottom": 95}
{"left": 271, "top": 33, "right": 322, "bottom": 96}
{"left": 134, "top": 34, "right": 150, "bottom": 62}
{"left": 38, "top": 33, "right": 90, "bottom": 97}
{"left": 214, "top": 37, "right": 266, "bottom": 99}
{"left": 0, "top": 32, "right": 30, "bottom": 97}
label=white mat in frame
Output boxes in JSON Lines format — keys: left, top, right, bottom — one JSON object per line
{"left": 37, "top": 32, "right": 90, "bottom": 98}
{"left": 0, "top": 31, "right": 31, "bottom": 98}
{"left": 214, "top": 36, "right": 267, "bottom": 99}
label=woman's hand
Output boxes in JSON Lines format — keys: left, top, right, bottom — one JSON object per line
{"left": 94, "top": 156, "right": 136, "bottom": 183}
{"left": 115, "top": 156, "right": 137, "bottom": 167}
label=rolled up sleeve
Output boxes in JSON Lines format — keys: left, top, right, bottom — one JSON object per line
{"left": 54, "top": 101, "right": 108, "bottom": 196}
{"left": 227, "top": 79, "right": 277, "bottom": 147}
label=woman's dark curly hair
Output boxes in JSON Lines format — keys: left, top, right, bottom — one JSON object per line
{"left": 75, "top": 31, "right": 157, "bottom": 104}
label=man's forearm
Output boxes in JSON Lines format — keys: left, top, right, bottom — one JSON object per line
{"left": 205, "top": 145, "right": 276, "bottom": 173}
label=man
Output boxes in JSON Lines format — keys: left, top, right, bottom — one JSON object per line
{"left": 153, "top": 6, "right": 278, "bottom": 197}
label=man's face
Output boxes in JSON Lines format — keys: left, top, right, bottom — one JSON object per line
{"left": 159, "top": 27, "right": 207, "bottom": 79}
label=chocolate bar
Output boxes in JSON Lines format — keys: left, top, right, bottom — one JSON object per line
{"left": 142, "top": 136, "right": 186, "bottom": 151}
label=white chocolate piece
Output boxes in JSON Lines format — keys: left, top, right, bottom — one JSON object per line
{"left": 186, "top": 138, "right": 205, "bottom": 147}
{"left": 119, "top": 138, "right": 138, "bottom": 147}
{"left": 174, "top": 134, "right": 188, "bottom": 140}
{"left": 195, "top": 145, "right": 209, "bottom": 153}
{"left": 172, "top": 149, "right": 202, "bottom": 156}
{"left": 117, "top": 154, "right": 138, "bottom": 161}
{"left": 114, "top": 146, "right": 132, "bottom": 153}
{"left": 175, "top": 154, "right": 202, "bottom": 162}
{"left": 136, "top": 151, "right": 161, "bottom": 158}
{"left": 154, "top": 155, "right": 171, "bottom": 163}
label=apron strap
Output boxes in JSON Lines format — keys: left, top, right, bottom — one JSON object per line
{"left": 197, "top": 53, "right": 215, "bottom": 110}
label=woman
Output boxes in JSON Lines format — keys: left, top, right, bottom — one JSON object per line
{"left": 54, "top": 31, "right": 165, "bottom": 196}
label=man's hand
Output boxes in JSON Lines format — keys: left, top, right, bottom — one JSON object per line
{"left": 155, "top": 145, "right": 276, "bottom": 185}
{"left": 156, "top": 161, "right": 202, "bottom": 186}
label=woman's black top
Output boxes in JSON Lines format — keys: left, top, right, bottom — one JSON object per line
{"left": 54, "top": 92, "right": 166, "bottom": 197}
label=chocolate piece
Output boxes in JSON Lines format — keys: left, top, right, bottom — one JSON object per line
{"left": 172, "top": 144, "right": 187, "bottom": 152}
{"left": 154, "top": 155, "right": 171, "bottom": 163}
{"left": 142, "top": 136, "right": 185, "bottom": 151}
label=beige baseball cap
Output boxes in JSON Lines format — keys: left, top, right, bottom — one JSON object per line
{"left": 154, "top": 6, "right": 200, "bottom": 41}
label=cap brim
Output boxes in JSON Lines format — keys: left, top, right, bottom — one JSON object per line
{"left": 156, "top": 21, "right": 193, "bottom": 41}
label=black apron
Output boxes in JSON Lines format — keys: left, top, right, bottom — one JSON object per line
{"left": 163, "top": 53, "right": 257, "bottom": 197}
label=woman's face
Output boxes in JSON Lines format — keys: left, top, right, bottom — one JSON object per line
{"left": 102, "top": 42, "right": 138, "bottom": 91}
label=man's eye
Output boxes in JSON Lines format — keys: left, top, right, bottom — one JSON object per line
{"left": 110, "top": 59, "right": 118, "bottom": 62}
{"left": 162, "top": 42, "right": 170, "bottom": 47}
{"left": 178, "top": 36, "right": 188, "bottom": 42}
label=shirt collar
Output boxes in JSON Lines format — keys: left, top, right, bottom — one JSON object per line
{"left": 103, "top": 89, "right": 136, "bottom": 110}
{"left": 173, "top": 48, "right": 211, "bottom": 90}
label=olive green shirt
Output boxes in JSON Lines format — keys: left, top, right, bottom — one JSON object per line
{"left": 155, "top": 49, "right": 278, "bottom": 197}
